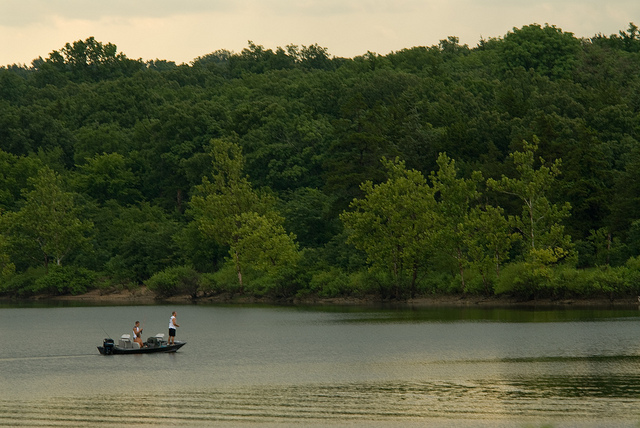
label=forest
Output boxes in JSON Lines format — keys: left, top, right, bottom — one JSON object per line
{"left": 1, "top": 23, "right": 640, "bottom": 301}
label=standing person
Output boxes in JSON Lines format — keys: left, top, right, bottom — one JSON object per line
{"left": 132, "top": 321, "right": 144, "bottom": 348}
{"left": 168, "top": 311, "right": 179, "bottom": 345}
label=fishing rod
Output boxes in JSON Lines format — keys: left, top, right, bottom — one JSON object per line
{"left": 100, "top": 326, "right": 111, "bottom": 339}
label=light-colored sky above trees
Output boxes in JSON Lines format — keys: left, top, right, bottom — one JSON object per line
{"left": 1, "top": 0, "right": 638, "bottom": 66}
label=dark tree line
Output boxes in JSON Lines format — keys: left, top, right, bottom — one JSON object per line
{"left": 1, "top": 23, "right": 640, "bottom": 300}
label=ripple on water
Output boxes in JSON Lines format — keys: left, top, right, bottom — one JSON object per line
{"left": 2, "top": 377, "right": 640, "bottom": 427}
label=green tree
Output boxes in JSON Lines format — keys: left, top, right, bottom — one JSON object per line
{"left": 465, "top": 205, "right": 518, "bottom": 293}
{"left": 608, "top": 142, "right": 640, "bottom": 239}
{"left": 496, "top": 24, "right": 581, "bottom": 78}
{"left": 0, "top": 150, "right": 42, "bottom": 211}
{"left": 430, "top": 153, "right": 482, "bottom": 292}
{"left": 281, "top": 187, "right": 337, "bottom": 248}
{"left": 233, "top": 211, "right": 299, "bottom": 275}
{"left": 340, "top": 157, "right": 437, "bottom": 298}
{"left": 74, "top": 152, "right": 142, "bottom": 204}
{"left": 0, "top": 231, "right": 15, "bottom": 279}
{"left": 45, "top": 37, "right": 144, "bottom": 81}
{"left": 487, "top": 138, "right": 572, "bottom": 264}
{"left": 189, "top": 139, "right": 298, "bottom": 290}
{"left": 3, "top": 167, "right": 92, "bottom": 271}
{"left": 102, "top": 203, "right": 180, "bottom": 284}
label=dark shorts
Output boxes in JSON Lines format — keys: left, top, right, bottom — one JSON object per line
{"left": 169, "top": 328, "right": 176, "bottom": 337}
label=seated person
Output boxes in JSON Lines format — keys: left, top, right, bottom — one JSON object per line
{"left": 132, "top": 321, "right": 144, "bottom": 348}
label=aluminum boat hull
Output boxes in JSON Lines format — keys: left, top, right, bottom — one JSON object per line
{"left": 98, "top": 341, "right": 185, "bottom": 355}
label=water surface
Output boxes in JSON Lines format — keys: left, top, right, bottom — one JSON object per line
{"left": 1, "top": 303, "right": 639, "bottom": 427}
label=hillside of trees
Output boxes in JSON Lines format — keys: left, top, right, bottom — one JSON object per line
{"left": 1, "top": 23, "right": 640, "bottom": 301}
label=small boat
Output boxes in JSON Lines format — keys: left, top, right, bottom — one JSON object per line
{"left": 98, "top": 333, "right": 186, "bottom": 355}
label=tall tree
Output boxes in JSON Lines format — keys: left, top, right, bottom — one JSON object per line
{"left": 0, "top": 149, "right": 42, "bottom": 211}
{"left": 74, "top": 152, "right": 142, "bottom": 205}
{"left": 44, "top": 37, "right": 144, "bottom": 81}
{"left": 496, "top": 24, "right": 581, "bottom": 78}
{"left": 465, "top": 205, "right": 518, "bottom": 293}
{"left": 0, "top": 231, "right": 15, "bottom": 279}
{"left": 102, "top": 202, "right": 180, "bottom": 283}
{"left": 2, "top": 167, "right": 92, "bottom": 271}
{"left": 189, "top": 139, "right": 298, "bottom": 290}
{"left": 487, "top": 138, "right": 572, "bottom": 264}
{"left": 430, "top": 153, "right": 483, "bottom": 292}
{"left": 341, "top": 157, "right": 437, "bottom": 298}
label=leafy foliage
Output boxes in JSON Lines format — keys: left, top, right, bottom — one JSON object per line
{"left": 1, "top": 24, "right": 640, "bottom": 300}
{"left": 1, "top": 167, "right": 92, "bottom": 270}
{"left": 487, "top": 138, "right": 572, "bottom": 263}
{"left": 341, "top": 158, "right": 437, "bottom": 298}
{"left": 146, "top": 265, "right": 200, "bottom": 298}
{"left": 189, "top": 139, "right": 299, "bottom": 292}
{"left": 32, "top": 265, "right": 96, "bottom": 295}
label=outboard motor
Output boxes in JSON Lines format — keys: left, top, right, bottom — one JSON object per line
{"left": 103, "top": 338, "right": 115, "bottom": 355}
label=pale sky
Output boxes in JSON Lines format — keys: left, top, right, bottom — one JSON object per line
{"left": 1, "top": 0, "right": 638, "bottom": 66}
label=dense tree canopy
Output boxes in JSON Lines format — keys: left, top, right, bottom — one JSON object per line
{"left": 1, "top": 23, "right": 640, "bottom": 299}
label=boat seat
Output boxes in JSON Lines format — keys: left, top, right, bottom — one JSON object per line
{"left": 132, "top": 342, "right": 141, "bottom": 349}
{"left": 119, "top": 334, "right": 132, "bottom": 349}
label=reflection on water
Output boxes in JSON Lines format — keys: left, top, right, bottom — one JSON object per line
{"left": 3, "top": 375, "right": 640, "bottom": 427}
{"left": 324, "top": 306, "right": 640, "bottom": 324}
{"left": 1, "top": 304, "right": 640, "bottom": 427}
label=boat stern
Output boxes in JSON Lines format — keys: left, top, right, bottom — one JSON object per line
{"left": 98, "top": 338, "right": 115, "bottom": 355}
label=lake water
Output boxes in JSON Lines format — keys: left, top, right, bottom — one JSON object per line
{"left": 1, "top": 302, "right": 640, "bottom": 427}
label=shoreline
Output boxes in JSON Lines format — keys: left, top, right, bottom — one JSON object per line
{"left": 17, "top": 286, "right": 640, "bottom": 308}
